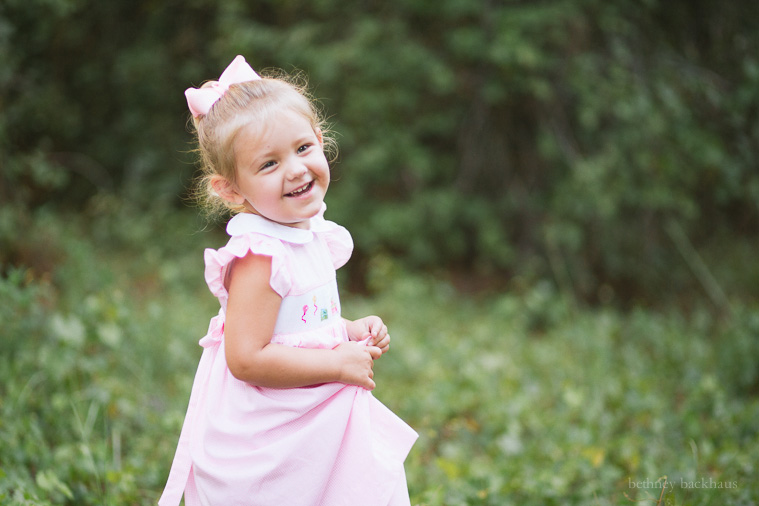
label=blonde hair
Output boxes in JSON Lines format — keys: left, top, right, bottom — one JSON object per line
{"left": 189, "top": 71, "right": 336, "bottom": 217}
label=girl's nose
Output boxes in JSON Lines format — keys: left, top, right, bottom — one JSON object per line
{"left": 286, "top": 159, "right": 308, "bottom": 180}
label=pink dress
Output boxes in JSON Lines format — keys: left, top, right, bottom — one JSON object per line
{"left": 159, "top": 206, "right": 417, "bottom": 506}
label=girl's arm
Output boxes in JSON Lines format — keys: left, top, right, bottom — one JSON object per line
{"left": 224, "top": 252, "right": 381, "bottom": 390}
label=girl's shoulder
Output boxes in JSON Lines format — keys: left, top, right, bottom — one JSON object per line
{"left": 204, "top": 231, "right": 291, "bottom": 301}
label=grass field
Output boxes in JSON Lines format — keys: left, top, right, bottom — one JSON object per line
{"left": 2, "top": 203, "right": 758, "bottom": 505}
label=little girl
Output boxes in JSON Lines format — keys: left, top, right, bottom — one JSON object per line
{"left": 158, "top": 56, "right": 417, "bottom": 506}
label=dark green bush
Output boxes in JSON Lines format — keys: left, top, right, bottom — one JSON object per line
{"left": 2, "top": 0, "right": 758, "bottom": 302}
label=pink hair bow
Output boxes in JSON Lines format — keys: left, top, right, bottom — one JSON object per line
{"left": 185, "top": 55, "right": 261, "bottom": 117}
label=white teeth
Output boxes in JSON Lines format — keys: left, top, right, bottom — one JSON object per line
{"left": 287, "top": 182, "right": 312, "bottom": 196}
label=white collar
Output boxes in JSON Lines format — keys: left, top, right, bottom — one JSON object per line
{"left": 225, "top": 204, "right": 332, "bottom": 244}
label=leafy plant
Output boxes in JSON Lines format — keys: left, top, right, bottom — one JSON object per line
{"left": 2, "top": 202, "right": 758, "bottom": 504}
{"left": 2, "top": 0, "right": 758, "bottom": 301}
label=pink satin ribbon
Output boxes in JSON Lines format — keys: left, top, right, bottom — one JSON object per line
{"left": 185, "top": 55, "right": 261, "bottom": 117}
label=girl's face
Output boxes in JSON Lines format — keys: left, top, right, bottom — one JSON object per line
{"left": 224, "top": 109, "right": 330, "bottom": 229}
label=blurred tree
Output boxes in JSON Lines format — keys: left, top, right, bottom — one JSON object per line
{"left": 0, "top": 0, "right": 219, "bottom": 206}
{"left": 2, "top": 0, "right": 757, "bottom": 303}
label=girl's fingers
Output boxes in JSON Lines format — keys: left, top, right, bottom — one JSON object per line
{"left": 372, "top": 330, "right": 389, "bottom": 346}
{"left": 367, "top": 317, "right": 384, "bottom": 335}
{"left": 366, "top": 346, "right": 382, "bottom": 360}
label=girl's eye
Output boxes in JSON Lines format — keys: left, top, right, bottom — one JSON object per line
{"left": 297, "top": 144, "right": 311, "bottom": 154}
{"left": 260, "top": 161, "right": 276, "bottom": 171}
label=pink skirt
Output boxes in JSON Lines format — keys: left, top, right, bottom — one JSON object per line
{"left": 159, "top": 328, "right": 417, "bottom": 506}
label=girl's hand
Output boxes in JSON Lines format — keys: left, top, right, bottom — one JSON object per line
{"left": 333, "top": 342, "right": 382, "bottom": 390}
{"left": 345, "top": 316, "right": 390, "bottom": 355}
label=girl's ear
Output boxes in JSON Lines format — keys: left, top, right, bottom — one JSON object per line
{"left": 315, "top": 128, "right": 324, "bottom": 148}
{"left": 210, "top": 175, "right": 245, "bottom": 205}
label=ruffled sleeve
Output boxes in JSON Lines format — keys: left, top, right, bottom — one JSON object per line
{"left": 312, "top": 215, "right": 354, "bottom": 270}
{"left": 204, "top": 233, "right": 291, "bottom": 305}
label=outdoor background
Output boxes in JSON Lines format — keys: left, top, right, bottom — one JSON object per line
{"left": 1, "top": 0, "right": 758, "bottom": 504}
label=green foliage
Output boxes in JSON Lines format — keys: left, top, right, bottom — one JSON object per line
{"left": 2, "top": 204, "right": 758, "bottom": 504}
{"left": 2, "top": 1, "right": 759, "bottom": 501}
{"left": 208, "top": 0, "right": 759, "bottom": 301}
{"left": 3, "top": 5, "right": 758, "bottom": 502}
{"left": 354, "top": 275, "right": 759, "bottom": 505}
{"left": 2, "top": 0, "right": 758, "bottom": 301}
{"left": 0, "top": 205, "right": 216, "bottom": 505}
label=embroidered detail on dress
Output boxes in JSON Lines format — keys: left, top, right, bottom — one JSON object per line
{"left": 274, "top": 280, "right": 341, "bottom": 333}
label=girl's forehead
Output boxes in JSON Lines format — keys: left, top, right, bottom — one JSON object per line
{"left": 233, "top": 112, "right": 318, "bottom": 160}
{"left": 239, "top": 108, "right": 316, "bottom": 140}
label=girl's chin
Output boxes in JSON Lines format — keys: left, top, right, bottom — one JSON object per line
{"left": 279, "top": 207, "right": 324, "bottom": 229}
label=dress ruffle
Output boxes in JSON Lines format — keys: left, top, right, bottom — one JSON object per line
{"left": 316, "top": 223, "right": 353, "bottom": 270}
{"left": 310, "top": 207, "right": 353, "bottom": 270}
{"left": 204, "top": 233, "right": 292, "bottom": 301}
{"left": 204, "top": 216, "right": 353, "bottom": 303}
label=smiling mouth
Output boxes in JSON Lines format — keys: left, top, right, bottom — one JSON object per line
{"left": 285, "top": 181, "right": 314, "bottom": 197}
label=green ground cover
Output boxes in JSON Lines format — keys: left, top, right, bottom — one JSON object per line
{"left": 1, "top": 205, "right": 757, "bottom": 505}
